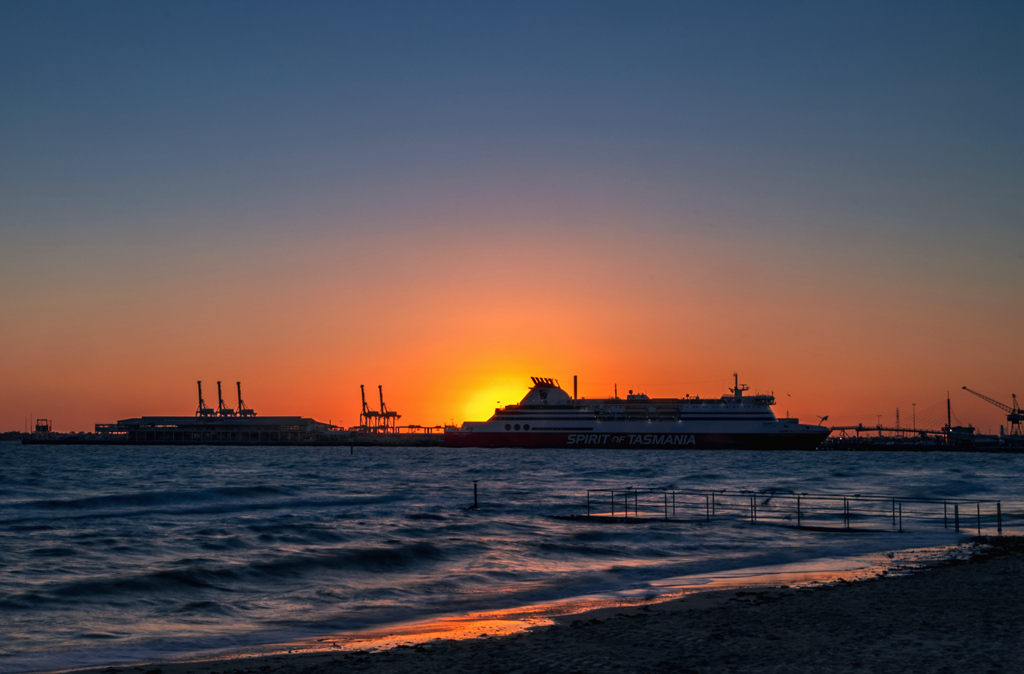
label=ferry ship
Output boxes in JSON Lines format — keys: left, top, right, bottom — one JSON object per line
{"left": 444, "top": 374, "right": 830, "bottom": 449}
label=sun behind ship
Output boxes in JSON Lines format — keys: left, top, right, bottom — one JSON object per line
{"left": 444, "top": 374, "right": 830, "bottom": 449}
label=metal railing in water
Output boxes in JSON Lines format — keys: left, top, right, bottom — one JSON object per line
{"left": 582, "top": 488, "right": 1004, "bottom": 535}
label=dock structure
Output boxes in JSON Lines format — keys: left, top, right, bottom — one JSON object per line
{"left": 95, "top": 415, "right": 338, "bottom": 444}
{"left": 565, "top": 488, "right": 1005, "bottom": 535}
{"left": 824, "top": 427, "right": 1024, "bottom": 452}
{"left": 36, "top": 380, "right": 445, "bottom": 446}
{"left": 88, "top": 379, "right": 337, "bottom": 444}
{"left": 79, "top": 380, "right": 443, "bottom": 446}
{"left": 827, "top": 390, "right": 1024, "bottom": 452}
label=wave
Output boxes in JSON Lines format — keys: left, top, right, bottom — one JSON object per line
{"left": 21, "top": 485, "right": 297, "bottom": 510}
{"left": 27, "top": 547, "right": 78, "bottom": 558}
{"left": 532, "top": 541, "right": 666, "bottom": 558}
{"left": 3, "top": 444, "right": 1022, "bottom": 674}
{"left": 19, "top": 542, "right": 452, "bottom": 606}
{"left": 0, "top": 493, "right": 407, "bottom": 528}
{"left": 248, "top": 541, "right": 449, "bottom": 578}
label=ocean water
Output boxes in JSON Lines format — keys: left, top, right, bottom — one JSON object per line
{"left": 2, "top": 442, "right": 1022, "bottom": 673}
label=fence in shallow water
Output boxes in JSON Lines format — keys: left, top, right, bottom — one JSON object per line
{"left": 574, "top": 488, "right": 1003, "bottom": 535}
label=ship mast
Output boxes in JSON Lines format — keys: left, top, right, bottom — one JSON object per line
{"left": 730, "top": 372, "right": 749, "bottom": 398}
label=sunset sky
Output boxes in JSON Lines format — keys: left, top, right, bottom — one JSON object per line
{"left": 1, "top": 1, "right": 1021, "bottom": 433}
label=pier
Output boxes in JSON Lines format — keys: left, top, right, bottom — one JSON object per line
{"left": 562, "top": 488, "right": 1005, "bottom": 535}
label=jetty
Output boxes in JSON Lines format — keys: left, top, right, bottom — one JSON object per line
{"left": 558, "top": 487, "right": 1007, "bottom": 535}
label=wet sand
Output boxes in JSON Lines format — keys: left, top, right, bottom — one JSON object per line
{"left": 64, "top": 537, "right": 1024, "bottom": 674}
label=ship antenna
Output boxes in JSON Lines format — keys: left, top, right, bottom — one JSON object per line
{"left": 730, "top": 372, "right": 748, "bottom": 397}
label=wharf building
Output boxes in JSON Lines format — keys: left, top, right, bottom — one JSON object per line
{"left": 95, "top": 415, "right": 337, "bottom": 444}
{"left": 94, "top": 381, "right": 340, "bottom": 445}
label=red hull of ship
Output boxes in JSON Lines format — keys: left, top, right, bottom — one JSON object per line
{"left": 444, "top": 430, "right": 828, "bottom": 450}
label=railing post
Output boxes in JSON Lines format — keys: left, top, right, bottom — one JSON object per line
{"left": 664, "top": 492, "right": 668, "bottom": 521}
{"left": 712, "top": 492, "right": 716, "bottom": 515}
{"left": 998, "top": 502, "right": 1003, "bottom": 534}
{"left": 977, "top": 503, "right": 981, "bottom": 536}
{"left": 844, "top": 498, "right": 849, "bottom": 530}
{"left": 706, "top": 494, "right": 710, "bottom": 522}
{"left": 892, "top": 499, "right": 896, "bottom": 527}
{"left": 954, "top": 503, "right": 959, "bottom": 532}
{"left": 898, "top": 501, "right": 903, "bottom": 532}
{"left": 797, "top": 495, "right": 801, "bottom": 527}
{"left": 672, "top": 491, "right": 676, "bottom": 517}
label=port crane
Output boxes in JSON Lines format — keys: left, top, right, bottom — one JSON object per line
{"left": 359, "top": 384, "right": 380, "bottom": 431}
{"left": 196, "top": 381, "right": 216, "bottom": 417}
{"left": 236, "top": 382, "right": 257, "bottom": 416}
{"left": 962, "top": 386, "right": 1022, "bottom": 436}
{"left": 216, "top": 381, "right": 237, "bottom": 416}
{"left": 359, "top": 384, "right": 401, "bottom": 433}
{"left": 378, "top": 385, "right": 401, "bottom": 433}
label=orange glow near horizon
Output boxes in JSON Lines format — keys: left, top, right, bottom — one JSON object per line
{"left": 459, "top": 376, "right": 531, "bottom": 423}
{"left": 1, "top": 216, "right": 1021, "bottom": 434}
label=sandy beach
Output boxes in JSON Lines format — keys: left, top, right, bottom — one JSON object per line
{"left": 60, "top": 537, "right": 1024, "bottom": 674}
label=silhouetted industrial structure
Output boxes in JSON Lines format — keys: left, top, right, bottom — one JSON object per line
{"left": 196, "top": 381, "right": 216, "bottom": 417}
{"left": 216, "top": 381, "right": 236, "bottom": 417}
{"left": 236, "top": 382, "right": 256, "bottom": 416}
{"left": 359, "top": 384, "right": 402, "bottom": 433}
{"left": 94, "top": 381, "right": 336, "bottom": 444}
{"left": 96, "top": 415, "right": 336, "bottom": 444}
{"left": 963, "top": 386, "right": 1022, "bottom": 436}
{"left": 827, "top": 389, "right": 1023, "bottom": 451}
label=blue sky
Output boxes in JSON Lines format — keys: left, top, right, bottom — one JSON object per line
{"left": 5, "top": 1, "right": 1019, "bottom": 236}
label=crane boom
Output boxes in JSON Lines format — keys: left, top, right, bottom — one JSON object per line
{"left": 962, "top": 386, "right": 1022, "bottom": 435}
{"left": 962, "top": 386, "right": 1013, "bottom": 413}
